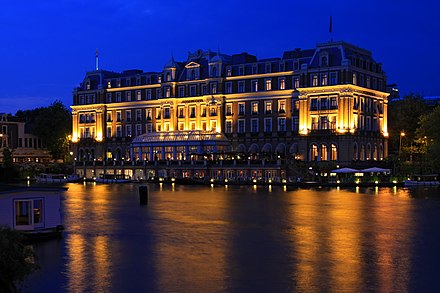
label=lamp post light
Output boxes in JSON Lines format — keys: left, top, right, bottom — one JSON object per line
{"left": 399, "top": 131, "right": 405, "bottom": 157}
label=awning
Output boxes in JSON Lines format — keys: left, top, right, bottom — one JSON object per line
{"left": 361, "top": 167, "right": 391, "bottom": 173}
{"left": 331, "top": 167, "right": 359, "bottom": 173}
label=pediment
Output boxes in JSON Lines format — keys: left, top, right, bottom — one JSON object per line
{"left": 185, "top": 61, "right": 200, "bottom": 69}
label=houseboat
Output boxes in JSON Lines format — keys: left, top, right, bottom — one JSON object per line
{"left": 36, "top": 173, "right": 81, "bottom": 184}
{"left": 95, "top": 173, "right": 132, "bottom": 183}
{"left": 0, "top": 185, "right": 66, "bottom": 240}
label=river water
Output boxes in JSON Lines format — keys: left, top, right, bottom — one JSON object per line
{"left": 25, "top": 183, "right": 440, "bottom": 292}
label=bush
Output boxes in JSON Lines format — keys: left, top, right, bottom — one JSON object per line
{"left": 0, "top": 227, "right": 38, "bottom": 292}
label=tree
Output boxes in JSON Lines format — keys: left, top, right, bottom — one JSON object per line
{"left": 415, "top": 104, "right": 440, "bottom": 172}
{"left": 32, "top": 100, "right": 72, "bottom": 161}
{"left": 0, "top": 148, "right": 19, "bottom": 182}
{"left": 0, "top": 227, "right": 38, "bottom": 292}
{"left": 388, "top": 94, "right": 430, "bottom": 156}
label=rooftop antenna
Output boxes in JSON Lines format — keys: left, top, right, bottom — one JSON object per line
{"left": 329, "top": 16, "right": 333, "bottom": 42}
{"left": 95, "top": 48, "right": 99, "bottom": 71}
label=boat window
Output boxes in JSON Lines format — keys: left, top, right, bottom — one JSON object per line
{"left": 14, "top": 198, "right": 44, "bottom": 229}
{"left": 15, "top": 200, "right": 32, "bottom": 227}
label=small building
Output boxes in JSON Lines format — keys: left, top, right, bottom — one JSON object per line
{"left": 0, "top": 186, "right": 65, "bottom": 239}
{"left": 0, "top": 113, "right": 51, "bottom": 163}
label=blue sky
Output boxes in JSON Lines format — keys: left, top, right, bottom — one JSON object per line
{"left": 0, "top": 0, "right": 439, "bottom": 114}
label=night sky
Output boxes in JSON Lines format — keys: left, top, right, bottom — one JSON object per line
{"left": 0, "top": 0, "right": 438, "bottom": 114}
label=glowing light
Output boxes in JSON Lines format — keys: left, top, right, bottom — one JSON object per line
{"left": 96, "top": 131, "right": 103, "bottom": 142}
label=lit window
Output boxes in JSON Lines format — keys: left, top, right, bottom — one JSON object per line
{"left": 126, "top": 91, "right": 132, "bottom": 101}
{"left": 311, "top": 144, "right": 318, "bottom": 161}
{"left": 321, "top": 144, "right": 328, "bottom": 161}
{"left": 321, "top": 74, "right": 328, "bottom": 86}
{"left": 252, "top": 80, "right": 258, "bottom": 92}
{"left": 136, "top": 91, "right": 142, "bottom": 101}
{"left": 178, "top": 107, "right": 184, "bottom": 118}
{"left": 294, "top": 77, "right": 300, "bottom": 88}
{"left": 265, "top": 79, "right": 272, "bottom": 91}
{"left": 252, "top": 102, "right": 258, "bottom": 114}
{"left": 279, "top": 78, "right": 285, "bottom": 90}
{"left": 165, "top": 87, "right": 171, "bottom": 97}
{"left": 107, "top": 81, "right": 112, "bottom": 88}
{"left": 211, "top": 120, "right": 217, "bottom": 132}
{"left": 353, "top": 73, "right": 357, "bottom": 85}
{"left": 312, "top": 75, "right": 318, "bottom": 86}
{"left": 331, "top": 144, "right": 338, "bottom": 161}
{"left": 265, "top": 101, "right": 272, "bottom": 114}
{"left": 278, "top": 100, "right": 286, "bottom": 113}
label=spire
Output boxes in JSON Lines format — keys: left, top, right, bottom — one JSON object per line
{"left": 95, "top": 48, "right": 99, "bottom": 71}
{"left": 329, "top": 16, "right": 333, "bottom": 42}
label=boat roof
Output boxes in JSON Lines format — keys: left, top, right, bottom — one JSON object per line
{"left": 0, "top": 185, "right": 68, "bottom": 195}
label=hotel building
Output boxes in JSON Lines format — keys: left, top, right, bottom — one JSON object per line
{"left": 71, "top": 41, "right": 389, "bottom": 181}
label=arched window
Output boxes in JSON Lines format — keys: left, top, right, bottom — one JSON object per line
{"left": 379, "top": 144, "right": 384, "bottom": 160}
{"left": 310, "top": 144, "right": 318, "bottom": 161}
{"left": 353, "top": 143, "right": 358, "bottom": 160}
{"left": 166, "top": 72, "right": 171, "bottom": 82}
{"left": 373, "top": 144, "right": 378, "bottom": 160}
{"left": 360, "top": 144, "right": 365, "bottom": 161}
{"left": 331, "top": 144, "right": 338, "bottom": 161}
{"left": 366, "top": 144, "right": 371, "bottom": 160}
{"left": 321, "top": 144, "right": 328, "bottom": 161}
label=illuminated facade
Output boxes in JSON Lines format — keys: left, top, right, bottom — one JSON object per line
{"left": 0, "top": 114, "right": 51, "bottom": 163}
{"left": 71, "top": 41, "right": 389, "bottom": 179}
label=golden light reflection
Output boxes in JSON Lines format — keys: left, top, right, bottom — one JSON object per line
{"left": 372, "top": 188, "right": 413, "bottom": 292}
{"left": 66, "top": 234, "right": 87, "bottom": 292}
{"left": 152, "top": 186, "right": 229, "bottom": 292}
{"left": 65, "top": 183, "right": 114, "bottom": 291}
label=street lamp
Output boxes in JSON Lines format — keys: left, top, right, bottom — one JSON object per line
{"left": 399, "top": 131, "right": 405, "bottom": 157}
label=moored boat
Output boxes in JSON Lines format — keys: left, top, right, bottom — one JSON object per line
{"left": 95, "top": 173, "right": 132, "bottom": 183}
{"left": 36, "top": 173, "right": 82, "bottom": 184}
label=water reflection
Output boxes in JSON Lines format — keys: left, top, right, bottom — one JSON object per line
{"left": 26, "top": 184, "right": 440, "bottom": 292}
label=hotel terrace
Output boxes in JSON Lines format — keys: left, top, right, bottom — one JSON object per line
{"left": 71, "top": 41, "right": 389, "bottom": 182}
